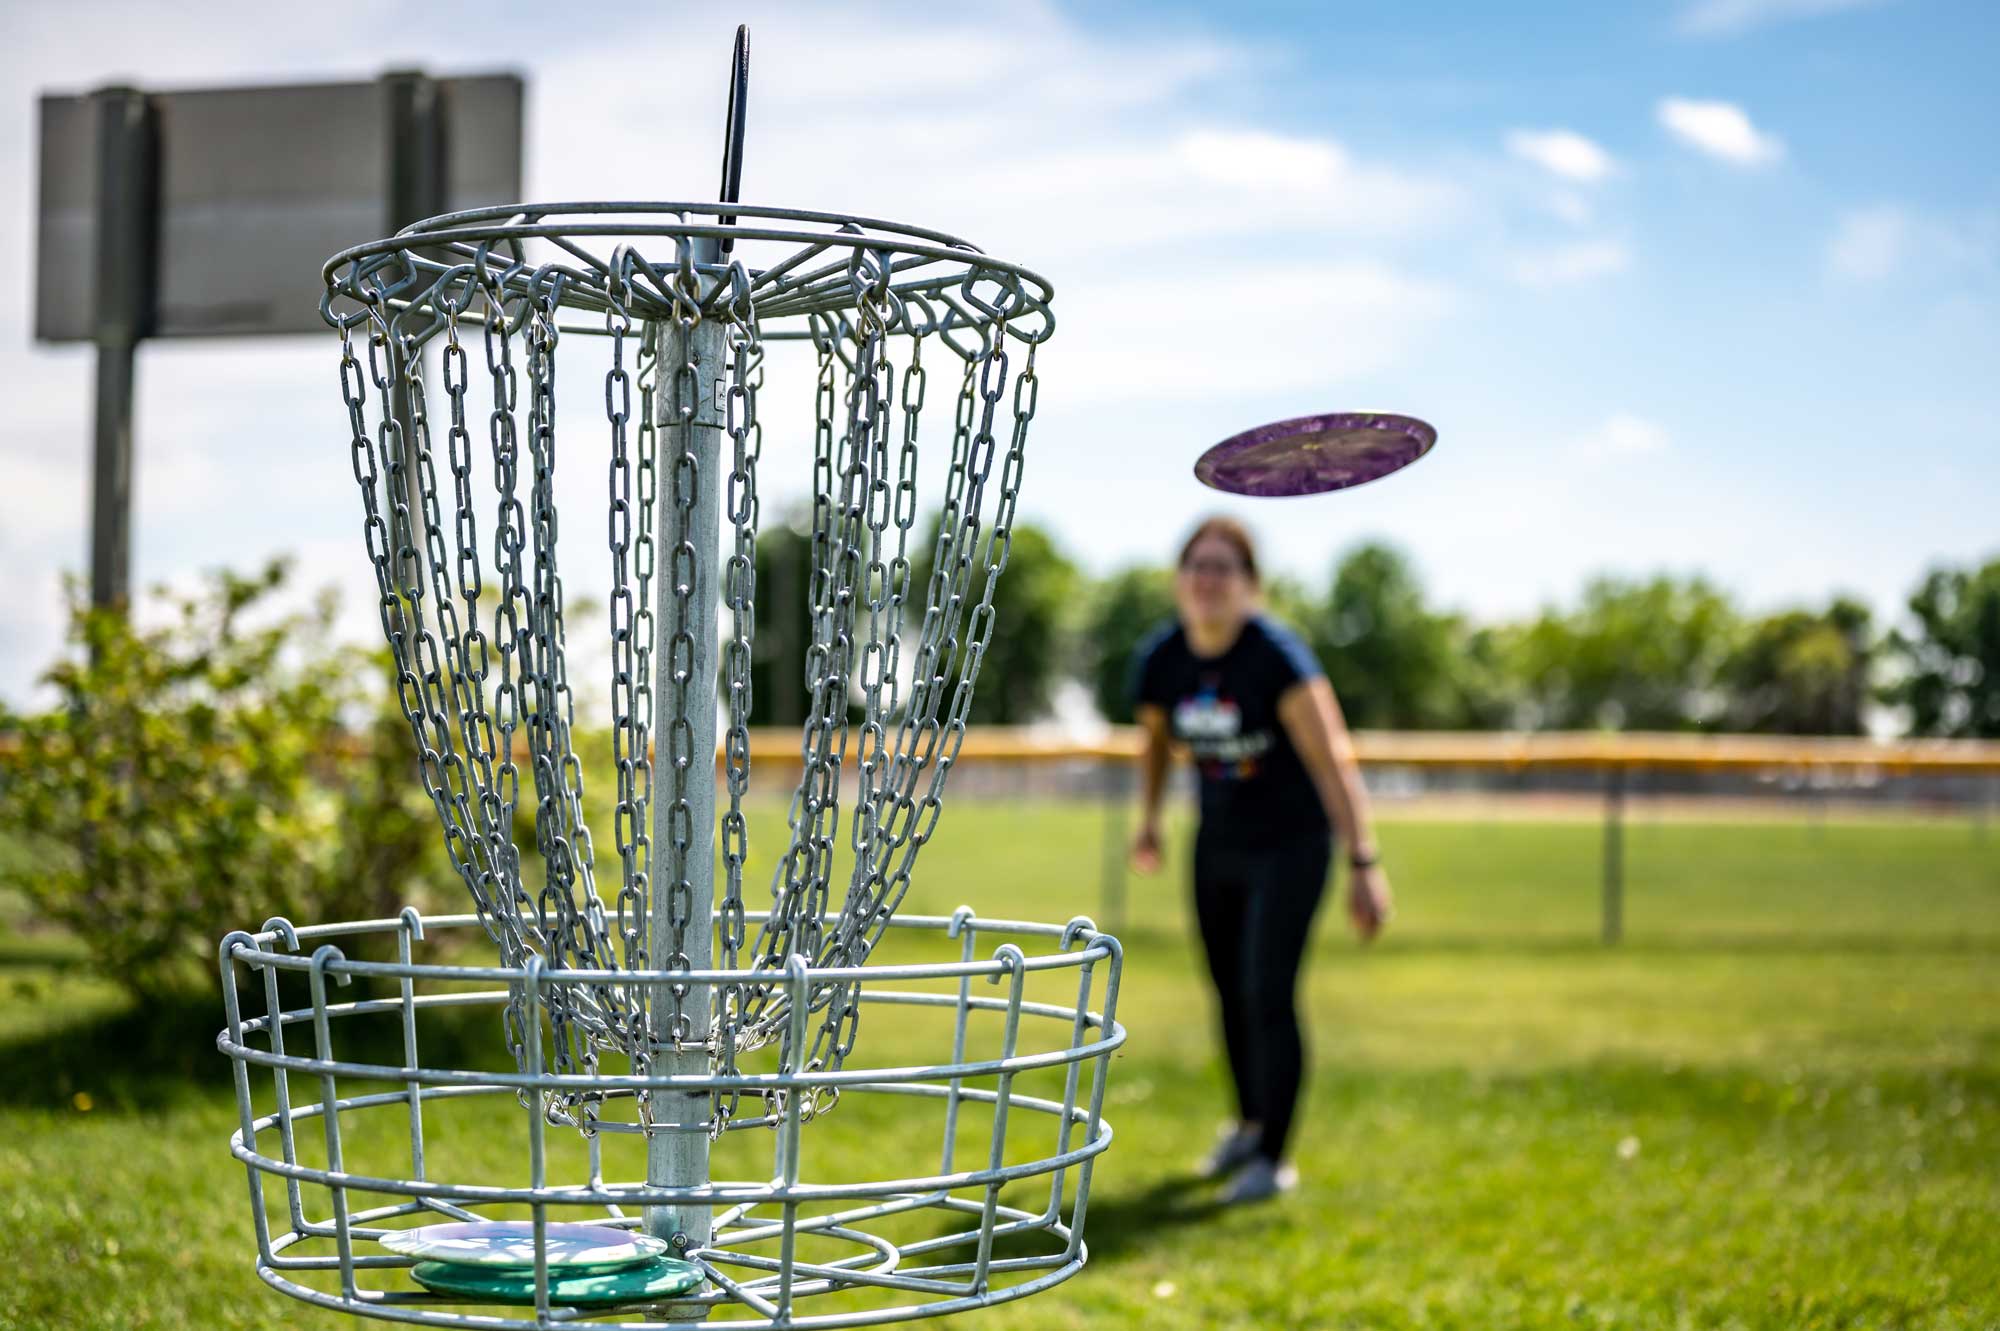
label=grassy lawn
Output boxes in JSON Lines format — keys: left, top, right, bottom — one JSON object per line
{"left": 3, "top": 806, "right": 1997, "bottom": 1329}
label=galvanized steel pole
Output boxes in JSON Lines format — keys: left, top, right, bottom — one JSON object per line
{"left": 649, "top": 241, "right": 726, "bottom": 1256}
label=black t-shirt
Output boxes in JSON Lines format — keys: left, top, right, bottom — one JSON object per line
{"left": 1133, "top": 614, "right": 1331, "bottom": 842}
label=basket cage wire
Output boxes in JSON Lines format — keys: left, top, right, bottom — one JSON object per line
{"left": 219, "top": 908, "right": 1122, "bottom": 1327}
{"left": 213, "top": 198, "right": 1123, "bottom": 1327}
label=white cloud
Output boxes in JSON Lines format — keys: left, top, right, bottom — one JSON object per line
{"left": 1825, "top": 204, "right": 1997, "bottom": 282}
{"left": 1509, "top": 239, "right": 1630, "bottom": 287}
{"left": 1576, "top": 413, "right": 1671, "bottom": 458}
{"left": 0, "top": 438, "right": 85, "bottom": 546}
{"left": 1180, "top": 128, "right": 1347, "bottom": 191}
{"left": 529, "top": 48, "right": 1459, "bottom": 257}
{"left": 1060, "top": 260, "right": 1453, "bottom": 404}
{"left": 1657, "top": 97, "right": 1785, "bottom": 167}
{"left": 1505, "top": 129, "right": 1616, "bottom": 184}
{"left": 0, "top": 0, "right": 1470, "bottom": 703}
{"left": 1678, "top": 0, "right": 1889, "bottom": 37}
{"left": 1826, "top": 206, "right": 1911, "bottom": 281}
{"left": 1550, "top": 192, "right": 1594, "bottom": 227}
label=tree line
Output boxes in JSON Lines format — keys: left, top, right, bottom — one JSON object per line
{"left": 7, "top": 534, "right": 1994, "bottom": 997}
{"left": 755, "top": 515, "right": 2000, "bottom": 738}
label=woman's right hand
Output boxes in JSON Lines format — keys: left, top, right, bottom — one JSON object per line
{"left": 1348, "top": 862, "right": 1392, "bottom": 942}
{"left": 1131, "top": 820, "right": 1163, "bottom": 875}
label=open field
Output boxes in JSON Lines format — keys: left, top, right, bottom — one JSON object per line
{"left": 4, "top": 807, "right": 1997, "bottom": 1329}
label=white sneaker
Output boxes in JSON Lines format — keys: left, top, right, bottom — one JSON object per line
{"left": 1198, "top": 1124, "right": 1262, "bottom": 1180}
{"left": 1218, "top": 1156, "right": 1297, "bottom": 1205}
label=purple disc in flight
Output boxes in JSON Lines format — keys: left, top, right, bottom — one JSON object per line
{"left": 1194, "top": 412, "right": 1437, "bottom": 497}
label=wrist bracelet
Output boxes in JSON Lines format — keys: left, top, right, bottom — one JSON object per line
{"left": 1349, "top": 849, "right": 1378, "bottom": 870}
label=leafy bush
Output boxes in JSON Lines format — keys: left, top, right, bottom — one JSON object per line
{"left": 0, "top": 562, "right": 442, "bottom": 999}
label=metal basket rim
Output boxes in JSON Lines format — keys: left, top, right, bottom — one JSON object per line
{"left": 222, "top": 908, "right": 1118, "bottom": 988}
{"left": 317, "top": 200, "right": 1056, "bottom": 344}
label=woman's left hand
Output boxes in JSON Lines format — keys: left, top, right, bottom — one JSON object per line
{"left": 1348, "top": 862, "right": 1392, "bottom": 943}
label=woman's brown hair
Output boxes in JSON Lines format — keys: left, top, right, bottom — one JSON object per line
{"left": 1177, "top": 516, "right": 1260, "bottom": 585}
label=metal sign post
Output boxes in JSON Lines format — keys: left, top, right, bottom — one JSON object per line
{"left": 86, "top": 86, "right": 153, "bottom": 609}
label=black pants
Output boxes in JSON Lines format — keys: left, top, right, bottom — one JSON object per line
{"left": 1193, "top": 826, "right": 1333, "bottom": 1165}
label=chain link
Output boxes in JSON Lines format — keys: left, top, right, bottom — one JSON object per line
{"left": 332, "top": 233, "right": 1045, "bottom": 1133}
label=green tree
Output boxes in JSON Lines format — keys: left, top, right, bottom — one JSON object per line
{"left": 1078, "top": 545, "right": 1517, "bottom": 730}
{"left": 910, "top": 514, "right": 1080, "bottom": 725}
{"left": 1078, "top": 565, "right": 1175, "bottom": 724}
{"left": 1513, "top": 575, "right": 1739, "bottom": 730}
{"left": 750, "top": 514, "right": 814, "bottom": 727}
{"left": 1261, "top": 573, "right": 1319, "bottom": 645}
{"left": 1297, "top": 543, "right": 1485, "bottom": 729}
{"left": 1454, "top": 623, "right": 1528, "bottom": 730}
{"left": 0, "top": 562, "right": 440, "bottom": 998}
{"left": 1722, "top": 598, "right": 1875, "bottom": 734}
{"left": 1891, "top": 557, "right": 2000, "bottom": 737}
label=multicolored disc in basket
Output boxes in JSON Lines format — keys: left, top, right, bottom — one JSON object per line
{"left": 410, "top": 1256, "right": 705, "bottom": 1306}
{"left": 1193, "top": 412, "right": 1437, "bottom": 497}
{"left": 379, "top": 1221, "right": 668, "bottom": 1271}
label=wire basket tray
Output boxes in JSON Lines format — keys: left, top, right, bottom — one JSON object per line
{"left": 217, "top": 908, "right": 1122, "bottom": 1328}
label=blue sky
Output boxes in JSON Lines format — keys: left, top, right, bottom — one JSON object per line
{"left": 2, "top": 0, "right": 1996, "bottom": 704}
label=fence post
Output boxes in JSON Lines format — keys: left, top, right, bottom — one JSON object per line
{"left": 1100, "top": 755, "right": 1128, "bottom": 936}
{"left": 1601, "top": 763, "right": 1625, "bottom": 945}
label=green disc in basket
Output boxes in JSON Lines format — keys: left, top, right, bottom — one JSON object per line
{"left": 411, "top": 1256, "right": 704, "bottom": 1306}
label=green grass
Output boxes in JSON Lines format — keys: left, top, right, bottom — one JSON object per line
{"left": 3, "top": 807, "right": 1998, "bottom": 1329}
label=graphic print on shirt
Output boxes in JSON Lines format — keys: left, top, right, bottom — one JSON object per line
{"left": 1173, "top": 674, "right": 1270, "bottom": 780}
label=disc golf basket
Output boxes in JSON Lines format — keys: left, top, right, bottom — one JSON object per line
{"left": 215, "top": 30, "right": 1122, "bottom": 1327}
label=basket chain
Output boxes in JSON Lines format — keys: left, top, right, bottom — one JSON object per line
{"left": 335, "top": 235, "right": 1042, "bottom": 1130}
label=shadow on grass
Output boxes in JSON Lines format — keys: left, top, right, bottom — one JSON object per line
{"left": 0, "top": 970, "right": 516, "bottom": 1113}
{"left": 910, "top": 1169, "right": 1227, "bottom": 1272}
{"left": 0, "top": 986, "right": 228, "bottom": 1110}
{"left": 1071, "top": 1169, "right": 1229, "bottom": 1263}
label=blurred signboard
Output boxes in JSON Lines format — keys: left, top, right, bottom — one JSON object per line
{"left": 35, "top": 72, "right": 524, "bottom": 341}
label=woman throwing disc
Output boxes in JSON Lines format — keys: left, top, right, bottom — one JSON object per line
{"left": 1131, "top": 516, "right": 1391, "bottom": 1204}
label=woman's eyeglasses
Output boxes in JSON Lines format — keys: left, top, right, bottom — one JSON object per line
{"left": 1181, "top": 557, "right": 1246, "bottom": 579}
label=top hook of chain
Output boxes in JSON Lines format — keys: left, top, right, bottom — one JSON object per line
{"left": 606, "top": 245, "right": 637, "bottom": 334}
